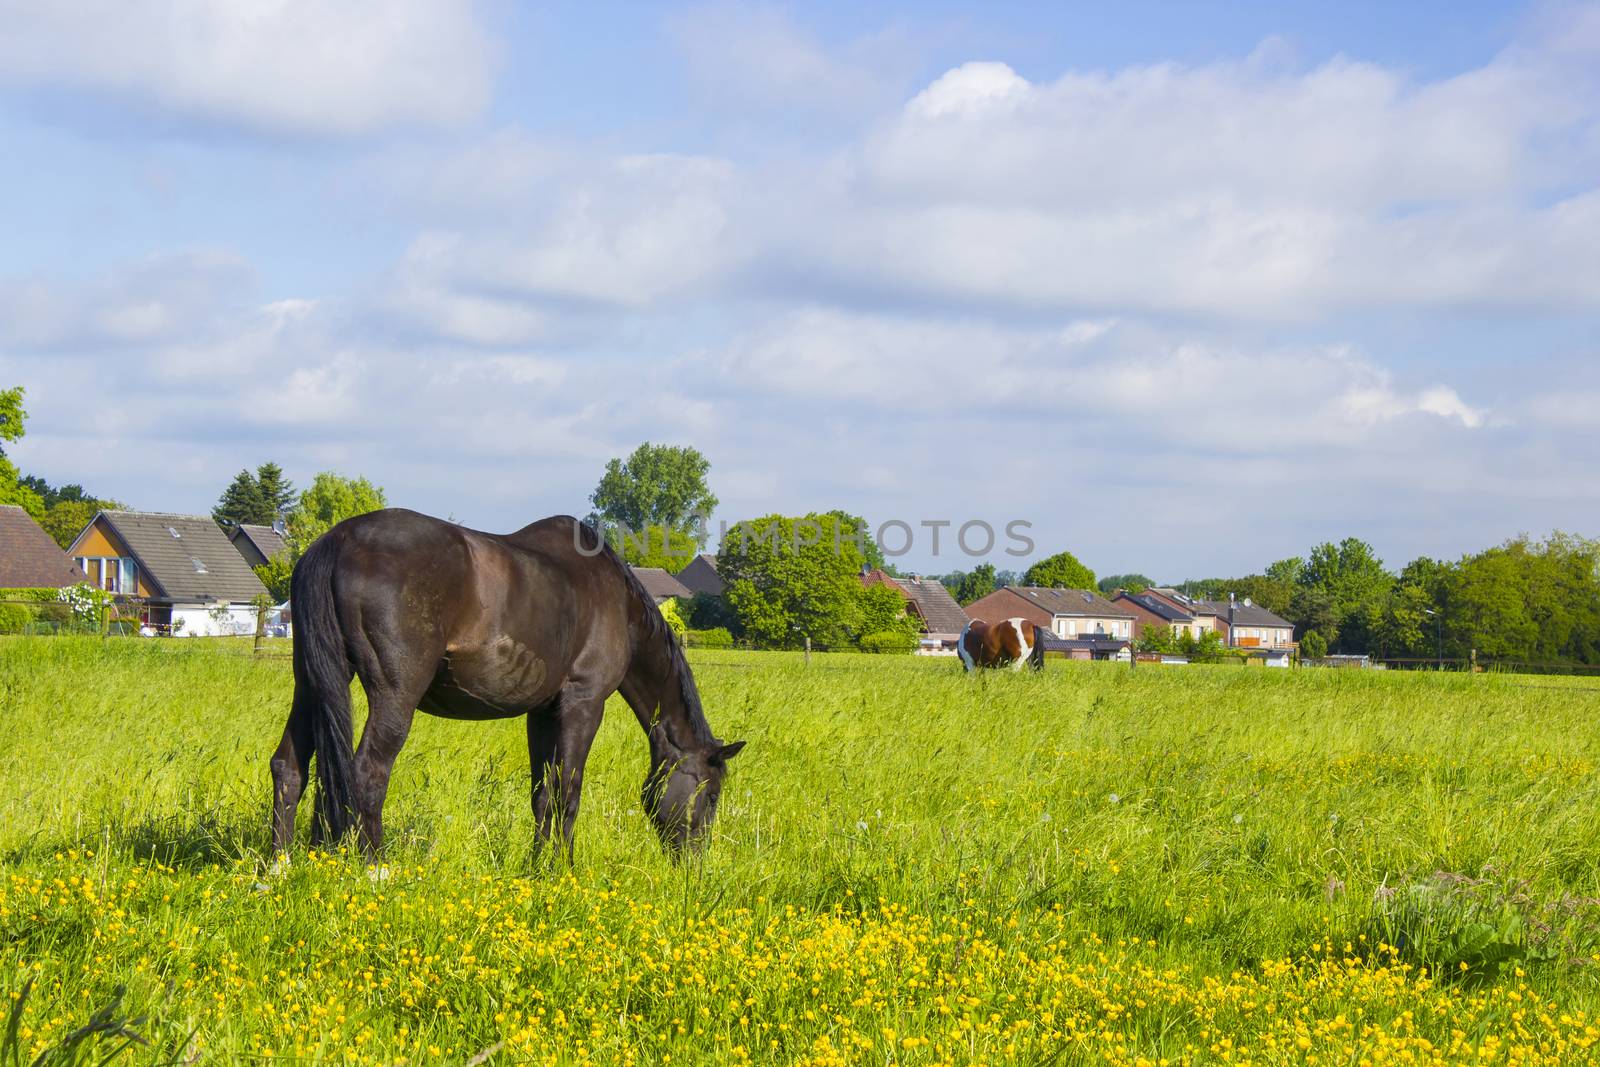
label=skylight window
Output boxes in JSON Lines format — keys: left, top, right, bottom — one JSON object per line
{"left": 191, "top": 557, "right": 207, "bottom": 574}
{"left": 167, "top": 526, "right": 181, "bottom": 538}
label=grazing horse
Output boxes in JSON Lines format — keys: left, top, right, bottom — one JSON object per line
{"left": 269, "top": 508, "right": 744, "bottom": 861}
{"left": 957, "top": 617, "right": 1046, "bottom": 672}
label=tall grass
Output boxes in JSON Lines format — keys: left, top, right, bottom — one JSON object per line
{"left": 3, "top": 638, "right": 1599, "bottom": 1062}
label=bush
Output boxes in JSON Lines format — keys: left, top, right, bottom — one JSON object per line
{"left": 0, "top": 587, "right": 63, "bottom": 603}
{"left": 658, "top": 597, "right": 688, "bottom": 638}
{"left": 685, "top": 627, "right": 734, "bottom": 649}
{"left": 0, "top": 602, "right": 37, "bottom": 634}
{"left": 860, "top": 630, "right": 917, "bottom": 654}
{"left": 1300, "top": 630, "right": 1328, "bottom": 659}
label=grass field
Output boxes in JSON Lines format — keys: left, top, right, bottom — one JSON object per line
{"left": 4, "top": 638, "right": 1600, "bottom": 1064}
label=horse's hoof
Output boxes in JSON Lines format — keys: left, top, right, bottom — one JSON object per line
{"left": 367, "top": 864, "right": 391, "bottom": 883}
{"left": 268, "top": 854, "right": 292, "bottom": 878}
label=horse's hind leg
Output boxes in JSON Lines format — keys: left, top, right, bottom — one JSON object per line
{"left": 269, "top": 691, "right": 314, "bottom": 855}
{"left": 350, "top": 691, "right": 418, "bottom": 859}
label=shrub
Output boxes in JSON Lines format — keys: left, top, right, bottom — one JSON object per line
{"left": 685, "top": 627, "right": 734, "bottom": 649}
{"left": 1301, "top": 630, "right": 1328, "bottom": 659}
{"left": 658, "top": 597, "right": 688, "bottom": 638}
{"left": 0, "top": 587, "right": 63, "bottom": 603}
{"left": 860, "top": 630, "right": 917, "bottom": 654}
{"left": 0, "top": 602, "right": 36, "bottom": 634}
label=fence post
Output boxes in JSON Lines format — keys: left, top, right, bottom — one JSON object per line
{"left": 254, "top": 605, "right": 267, "bottom": 655}
{"left": 804, "top": 635, "right": 811, "bottom": 667}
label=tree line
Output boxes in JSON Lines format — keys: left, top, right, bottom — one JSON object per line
{"left": 6, "top": 393, "right": 1595, "bottom": 665}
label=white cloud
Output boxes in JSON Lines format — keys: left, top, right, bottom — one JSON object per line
{"left": 670, "top": 2, "right": 922, "bottom": 123}
{"left": 907, "top": 61, "right": 1031, "bottom": 119}
{"left": 0, "top": 250, "right": 252, "bottom": 351}
{"left": 398, "top": 153, "right": 741, "bottom": 310}
{"left": 0, "top": 0, "right": 495, "bottom": 137}
{"left": 710, "top": 308, "right": 1493, "bottom": 446}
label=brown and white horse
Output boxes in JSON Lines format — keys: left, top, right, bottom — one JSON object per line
{"left": 957, "top": 617, "right": 1046, "bottom": 672}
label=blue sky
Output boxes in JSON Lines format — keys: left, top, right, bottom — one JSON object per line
{"left": 1, "top": 1, "right": 1596, "bottom": 580}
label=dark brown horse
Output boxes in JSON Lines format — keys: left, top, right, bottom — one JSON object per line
{"left": 269, "top": 508, "right": 743, "bottom": 861}
{"left": 957, "top": 617, "right": 1046, "bottom": 672}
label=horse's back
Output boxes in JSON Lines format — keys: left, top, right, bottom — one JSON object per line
{"left": 302, "top": 509, "right": 634, "bottom": 716}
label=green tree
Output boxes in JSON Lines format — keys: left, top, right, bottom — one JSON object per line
{"left": 953, "top": 563, "right": 997, "bottom": 605}
{"left": 857, "top": 583, "right": 921, "bottom": 647}
{"left": 822, "top": 509, "right": 886, "bottom": 570}
{"left": 590, "top": 443, "right": 717, "bottom": 535}
{"left": 255, "top": 462, "right": 296, "bottom": 519}
{"left": 1298, "top": 538, "right": 1394, "bottom": 654}
{"left": 1136, "top": 624, "right": 1178, "bottom": 654}
{"left": 255, "top": 553, "right": 294, "bottom": 603}
{"left": 289, "top": 472, "right": 387, "bottom": 548}
{"left": 1097, "top": 573, "right": 1151, "bottom": 595}
{"left": 717, "top": 512, "right": 867, "bottom": 649}
{"left": 613, "top": 524, "right": 698, "bottom": 573}
{"left": 213, "top": 470, "right": 268, "bottom": 528}
{"left": 0, "top": 386, "right": 45, "bottom": 518}
{"left": 213, "top": 462, "right": 296, "bottom": 528}
{"left": 0, "top": 386, "right": 24, "bottom": 455}
{"left": 1023, "top": 549, "right": 1096, "bottom": 590}
{"left": 1300, "top": 630, "right": 1328, "bottom": 659}
{"left": 40, "top": 498, "right": 115, "bottom": 550}
{"left": 1374, "top": 582, "right": 1435, "bottom": 658}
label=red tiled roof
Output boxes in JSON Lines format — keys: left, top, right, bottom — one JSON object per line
{"left": 0, "top": 505, "right": 85, "bottom": 588}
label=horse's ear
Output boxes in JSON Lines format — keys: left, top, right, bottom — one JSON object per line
{"left": 718, "top": 740, "right": 746, "bottom": 761}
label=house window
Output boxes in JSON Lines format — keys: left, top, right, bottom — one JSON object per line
{"left": 74, "top": 556, "right": 135, "bottom": 593}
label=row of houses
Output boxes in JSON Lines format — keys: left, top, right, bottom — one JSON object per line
{"left": 630, "top": 551, "right": 1298, "bottom": 660}
{"left": 2, "top": 504, "right": 283, "bottom": 635}
{"left": 5, "top": 504, "right": 1300, "bottom": 654}
{"left": 964, "top": 584, "right": 1296, "bottom": 662}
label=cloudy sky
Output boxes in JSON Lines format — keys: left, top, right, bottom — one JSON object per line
{"left": 2, "top": 1, "right": 1597, "bottom": 579}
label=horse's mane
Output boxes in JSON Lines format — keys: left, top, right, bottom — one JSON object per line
{"left": 582, "top": 521, "right": 714, "bottom": 745}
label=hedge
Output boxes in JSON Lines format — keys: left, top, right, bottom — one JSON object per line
{"left": 685, "top": 628, "right": 735, "bottom": 649}
{"left": 859, "top": 630, "right": 917, "bottom": 654}
{"left": 0, "top": 587, "right": 66, "bottom": 603}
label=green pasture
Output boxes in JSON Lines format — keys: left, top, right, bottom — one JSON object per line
{"left": 2, "top": 638, "right": 1599, "bottom": 1063}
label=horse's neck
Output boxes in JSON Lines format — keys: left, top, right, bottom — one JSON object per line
{"left": 628, "top": 638, "right": 698, "bottom": 756}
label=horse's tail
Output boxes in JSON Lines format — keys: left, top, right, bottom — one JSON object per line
{"left": 290, "top": 534, "right": 357, "bottom": 844}
{"left": 1029, "top": 624, "right": 1046, "bottom": 671}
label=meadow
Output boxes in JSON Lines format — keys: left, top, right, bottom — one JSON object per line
{"left": 3, "top": 637, "right": 1600, "bottom": 1064}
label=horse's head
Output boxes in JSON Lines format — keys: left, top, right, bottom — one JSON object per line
{"left": 643, "top": 739, "right": 745, "bottom": 852}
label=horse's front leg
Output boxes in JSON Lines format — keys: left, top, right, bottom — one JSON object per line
{"left": 533, "top": 687, "right": 604, "bottom": 862}
{"left": 350, "top": 697, "right": 416, "bottom": 860}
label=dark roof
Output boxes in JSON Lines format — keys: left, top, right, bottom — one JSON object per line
{"left": 1006, "top": 586, "right": 1135, "bottom": 618}
{"left": 1146, "top": 588, "right": 1224, "bottom": 617}
{"left": 232, "top": 524, "right": 287, "bottom": 562}
{"left": 1198, "top": 600, "right": 1294, "bottom": 628}
{"left": 676, "top": 553, "right": 724, "bottom": 597}
{"left": 75, "top": 511, "right": 267, "bottom": 602}
{"left": 631, "top": 566, "right": 691, "bottom": 601}
{"left": 1039, "top": 632, "right": 1130, "bottom": 652}
{"left": 0, "top": 505, "right": 85, "bottom": 588}
{"left": 1118, "top": 592, "right": 1193, "bottom": 622}
{"left": 892, "top": 575, "right": 969, "bottom": 635}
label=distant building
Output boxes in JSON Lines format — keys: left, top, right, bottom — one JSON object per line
{"left": 65, "top": 511, "right": 269, "bottom": 635}
{"left": 862, "top": 571, "right": 970, "bottom": 654}
{"left": 675, "top": 553, "right": 724, "bottom": 597}
{"left": 1137, "top": 587, "right": 1296, "bottom": 650}
{"left": 965, "top": 585, "right": 1135, "bottom": 642}
{"left": 0, "top": 505, "right": 85, "bottom": 588}
{"left": 227, "top": 522, "right": 288, "bottom": 568}
{"left": 630, "top": 566, "right": 691, "bottom": 605}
